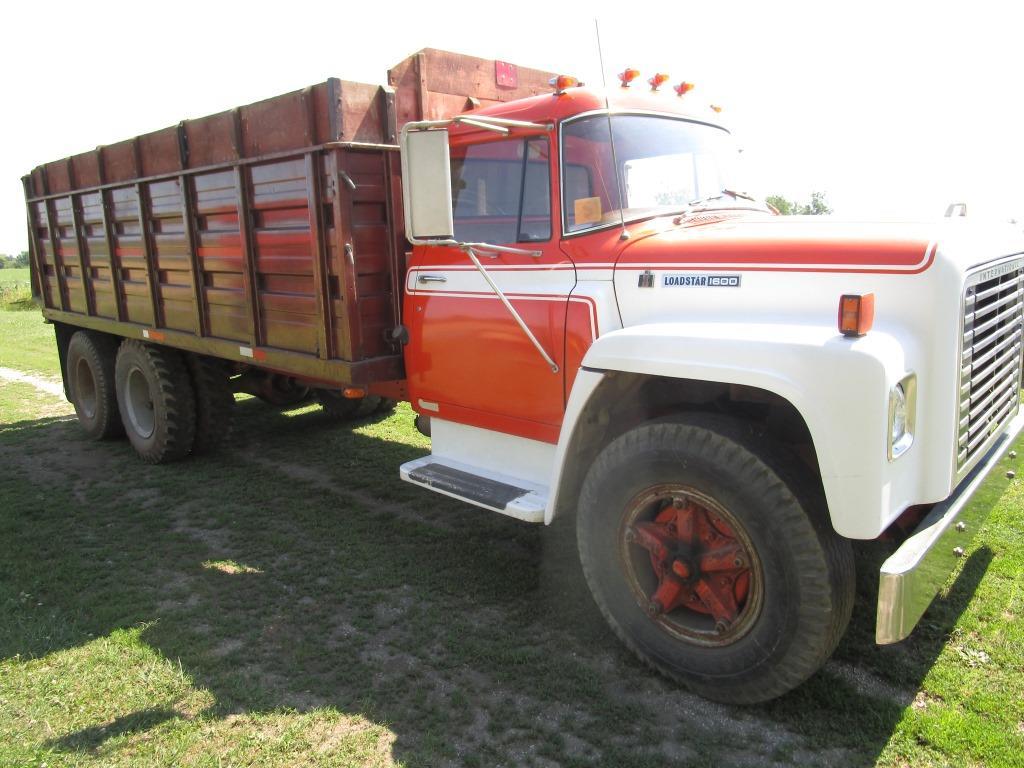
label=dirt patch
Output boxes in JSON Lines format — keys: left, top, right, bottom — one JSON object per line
{"left": 0, "top": 366, "right": 64, "bottom": 397}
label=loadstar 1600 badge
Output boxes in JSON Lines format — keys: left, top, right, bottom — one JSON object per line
{"left": 663, "top": 274, "right": 742, "bottom": 287}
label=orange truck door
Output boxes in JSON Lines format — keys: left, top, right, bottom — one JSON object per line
{"left": 404, "top": 134, "right": 573, "bottom": 444}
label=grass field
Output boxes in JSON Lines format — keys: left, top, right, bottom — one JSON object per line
{"left": 0, "top": 266, "right": 31, "bottom": 284}
{"left": 1, "top": 308, "right": 1023, "bottom": 767}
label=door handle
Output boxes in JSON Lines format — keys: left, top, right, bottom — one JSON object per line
{"left": 417, "top": 274, "right": 447, "bottom": 284}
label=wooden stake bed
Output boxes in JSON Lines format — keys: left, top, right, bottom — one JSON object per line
{"left": 21, "top": 49, "right": 555, "bottom": 388}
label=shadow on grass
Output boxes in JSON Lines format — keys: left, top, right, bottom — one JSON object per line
{"left": 0, "top": 400, "right": 999, "bottom": 766}
{"left": 49, "top": 708, "right": 181, "bottom": 752}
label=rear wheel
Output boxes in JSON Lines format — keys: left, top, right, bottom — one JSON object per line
{"left": 315, "top": 389, "right": 382, "bottom": 420}
{"left": 114, "top": 340, "right": 196, "bottom": 463}
{"left": 66, "top": 330, "right": 123, "bottom": 440}
{"left": 577, "top": 417, "right": 854, "bottom": 704}
{"left": 185, "top": 354, "right": 234, "bottom": 455}
{"left": 256, "top": 375, "right": 310, "bottom": 407}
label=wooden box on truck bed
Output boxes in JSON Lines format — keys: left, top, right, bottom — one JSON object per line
{"left": 21, "top": 48, "right": 555, "bottom": 388}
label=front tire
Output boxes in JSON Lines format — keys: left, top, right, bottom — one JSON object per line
{"left": 114, "top": 340, "right": 196, "bottom": 464}
{"left": 577, "top": 417, "right": 854, "bottom": 704}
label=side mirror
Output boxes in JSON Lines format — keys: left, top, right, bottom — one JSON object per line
{"left": 400, "top": 128, "right": 454, "bottom": 243}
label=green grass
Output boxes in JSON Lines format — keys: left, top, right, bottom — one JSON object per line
{"left": 0, "top": 266, "right": 31, "bottom": 284}
{"left": 1, "top": 306, "right": 1023, "bottom": 766}
{"left": 0, "top": 310, "right": 61, "bottom": 377}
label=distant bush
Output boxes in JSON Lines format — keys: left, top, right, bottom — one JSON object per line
{"left": 0, "top": 282, "right": 35, "bottom": 311}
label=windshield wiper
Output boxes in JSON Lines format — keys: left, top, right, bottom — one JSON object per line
{"left": 688, "top": 188, "right": 758, "bottom": 207}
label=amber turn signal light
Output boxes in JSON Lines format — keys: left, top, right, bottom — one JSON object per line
{"left": 648, "top": 73, "right": 670, "bottom": 91}
{"left": 549, "top": 74, "right": 580, "bottom": 94}
{"left": 343, "top": 387, "right": 368, "bottom": 399}
{"left": 838, "top": 294, "right": 875, "bottom": 337}
{"left": 618, "top": 68, "right": 641, "bottom": 87}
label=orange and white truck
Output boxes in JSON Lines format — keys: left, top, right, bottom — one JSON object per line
{"left": 22, "top": 48, "right": 1024, "bottom": 703}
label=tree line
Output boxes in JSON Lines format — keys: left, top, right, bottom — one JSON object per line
{"left": 766, "top": 192, "right": 832, "bottom": 216}
{"left": 0, "top": 252, "right": 30, "bottom": 269}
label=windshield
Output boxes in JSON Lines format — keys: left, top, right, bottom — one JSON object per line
{"left": 561, "top": 114, "right": 754, "bottom": 233}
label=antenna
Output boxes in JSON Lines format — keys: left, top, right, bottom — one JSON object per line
{"left": 594, "top": 18, "right": 629, "bottom": 239}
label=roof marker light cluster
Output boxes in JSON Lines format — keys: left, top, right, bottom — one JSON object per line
{"left": 549, "top": 74, "right": 583, "bottom": 96}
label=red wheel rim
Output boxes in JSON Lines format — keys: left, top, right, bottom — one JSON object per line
{"left": 617, "top": 485, "right": 763, "bottom": 646}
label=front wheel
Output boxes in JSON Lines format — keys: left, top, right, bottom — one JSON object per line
{"left": 577, "top": 417, "right": 854, "bottom": 704}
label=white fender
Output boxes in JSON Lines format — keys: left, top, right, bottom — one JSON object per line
{"left": 547, "top": 322, "right": 920, "bottom": 540}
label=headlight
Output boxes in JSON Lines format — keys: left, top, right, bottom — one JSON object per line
{"left": 891, "top": 384, "right": 907, "bottom": 443}
{"left": 888, "top": 374, "right": 917, "bottom": 460}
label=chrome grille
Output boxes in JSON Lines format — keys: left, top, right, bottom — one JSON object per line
{"left": 957, "top": 260, "right": 1024, "bottom": 471}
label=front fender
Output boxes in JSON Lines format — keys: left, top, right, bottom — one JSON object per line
{"left": 548, "top": 322, "right": 914, "bottom": 539}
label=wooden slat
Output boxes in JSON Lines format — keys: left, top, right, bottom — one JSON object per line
{"left": 305, "top": 153, "right": 333, "bottom": 360}
{"left": 414, "top": 52, "right": 428, "bottom": 121}
{"left": 234, "top": 166, "right": 262, "bottom": 346}
{"left": 135, "top": 183, "right": 163, "bottom": 327}
{"left": 179, "top": 175, "right": 206, "bottom": 336}
{"left": 69, "top": 193, "right": 96, "bottom": 315}
{"left": 330, "top": 152, "right": 359, "bottom": 361}
{"left": 22, "top": 178, "right": 52, "bottom": 308}
{"left": 383, "top": 149, "right": 404, "bottom": 330}
{"left": 99, "top": 189, "right": 126, "bottom": 321}
{"left": 44, "top": 198, "right": 69, "bottom": 311}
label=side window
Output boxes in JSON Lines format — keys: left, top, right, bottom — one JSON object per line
{"left": 450, "top": 137, "right": 551, "bottom": 244}
{"left": 561, "top": 118, "right": 621, "bottom": 233}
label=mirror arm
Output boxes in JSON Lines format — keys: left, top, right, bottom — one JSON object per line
{"left": 462, "top": 245, "right": 559, "bottom": 373}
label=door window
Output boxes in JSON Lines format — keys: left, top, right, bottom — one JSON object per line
{"left": 450, "top": 137, "right": 552, "bottom": 244}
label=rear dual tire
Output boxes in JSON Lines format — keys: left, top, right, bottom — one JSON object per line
{"left": 114, "top": 340, "right": 197, "bottom": 464}
{"left": 186, "top": 354, "right": 234, "bottom": 455}
{"left": 315, "top": 389, "right": 395, "bottom": 420}
{"left": 67, "top": 330, "right": 124, "bottom": 440}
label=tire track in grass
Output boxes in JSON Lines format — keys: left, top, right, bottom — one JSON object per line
{"left": 0, "top": 366, "right": 64, "bottom": 398}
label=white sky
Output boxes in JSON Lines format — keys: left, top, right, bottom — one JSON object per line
{"left": 2, "top": 0, "right": 1022, "bottom": 256}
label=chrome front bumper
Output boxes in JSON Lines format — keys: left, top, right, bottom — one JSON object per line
{"left": 876, "top": 410, "right": 1024, "bottom": 644}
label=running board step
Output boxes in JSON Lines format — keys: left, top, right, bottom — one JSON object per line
{"left": 399, "top": 456, "right": 547, "bottom": 523}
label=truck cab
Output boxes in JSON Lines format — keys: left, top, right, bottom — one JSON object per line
{"left": 398, "top": 80, "right": 1024, "bottom": 703}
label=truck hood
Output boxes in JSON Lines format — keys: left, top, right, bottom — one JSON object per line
{"left": 616, "top": 214, "right": 1024, "bottom": 275}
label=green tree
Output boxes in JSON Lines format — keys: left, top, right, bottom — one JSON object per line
{"left": 15, "top": 251, "right": 30, "bottom": 267}
{"left": 766, "top": 192, "right": 832, "bottom": 215}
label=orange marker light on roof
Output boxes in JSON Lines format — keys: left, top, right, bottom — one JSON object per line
{"left": 674, "top": 81, "right": 695, "bottom": 96}
{"left": 549, "top": 74, "right": 580, "bottom": 95}
{"left": 618, "top": 68, "right": 641, "bottom": 87}
{"left": 710, "top": 104, "right": 723, "bottom": 113}
{"left": 648, "top": 73, "right": 670, "bottom": 91}
{"left": 838, "top": 294, "right": 875, "bottom": 337}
